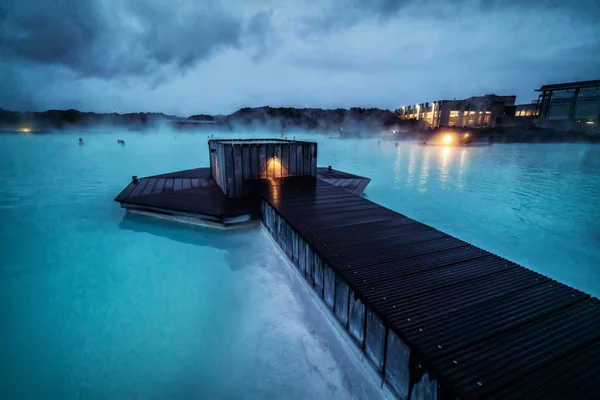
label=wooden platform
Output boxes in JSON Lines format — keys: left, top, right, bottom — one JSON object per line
{"left": 115, "top": 167, "right": 371, "bottom": 224}
{"left": 259, "top": 176, "right": 600, "bottom": 400}
{"left": 114, "top": 168, "right": 259, "bottom": 224}
{"left": 316, "top": 167, "right": 371, "bottom": 195}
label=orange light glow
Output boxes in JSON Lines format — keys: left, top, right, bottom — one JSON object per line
{"left": 20, "top": 127, "right": 31, "bottom": 133}
{"left": 442, "top": 134, "right": 452, "bottom": 145}
{"left": 266, "top": 156, "right": 287, "bottom": 178}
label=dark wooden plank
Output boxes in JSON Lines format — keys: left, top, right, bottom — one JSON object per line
{"left": 242, "top": 145, "right": 251, "bottom": 190}
{"left": 164, "top": 178, "right": 174, "bottom": 191}
{"left": 219, "top": 142, "right": 226, "bottom": 193}
{"left": 233, "top": 144, "right": 243, "bottom": 197}
{"left": 259, "top": 144, "right": 267, "bottom": 178}
{"left": 310, "top": 142, "right": 317, "bottom": 177}
{"left": 153, "top": 178, "right": 166, "bottom": 193}
{"left": 209, "top": 141, "right": 216, "bottom": 179}
{"left": 289, "top": 143, "right": 297, "bottom": 176}
{"left": 281, "top": 144, "right": 289, "bottom": 178}
{"left": 296, "top": 144, "right": 304, "bottom": 175}
{"left": 225, "top": 143, "right": 235, "bottom": 197}
{"left": 141, "top": 178, "right": 157, "bottom": 196}
{"left": 339, "top": 178, "right": 355, "bottom": 187}
{"left": 250, "top": 145, "right": 259, "bottom": 179}
{"left": 190, "top": 178, "right": 200, "bottom": 188}
{"left": 303, "top": 142, "right": 311, "bottom": 176}
{"left": 182, "top": 179, "right": 191, "bottom": 190}
{"left": 129, "top": 178, "right": 150, "bottom": 197}
{"left": 173, "top": 178, "right": 183, "bottom": 191}
{"left": 213, "top": 142, "right": 220, "bottom": 190}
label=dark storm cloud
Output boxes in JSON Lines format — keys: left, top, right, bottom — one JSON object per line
{"left": 303, "top": 0, "right": 600, "bottom": 33}
{"left": 0, "top": 0, "right": 260, "bottom": 78}
{"left": 0, "top": 0, "right": 599, "bottom": 115}
{"left": 356, "top": 0, "right": 600, "bottom": 17}
{"left": 244, "top": 10, "right": 276, "bottom": 60}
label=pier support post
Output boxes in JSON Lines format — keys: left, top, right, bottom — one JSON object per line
{"left": 348, "top": 290, "right": 366, "bottom": 345}
{"left": 334, "top": 276, "right": 350, "bottom": 327}
{"left": 385, "top": 330, "right": 411, "bottom": 398}
{"left": 365, "top": 307, "right": 386, "bottom": 372}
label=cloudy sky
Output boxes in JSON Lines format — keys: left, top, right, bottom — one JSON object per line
{"left": 1, "top": 0, "right": 599, "bottom": 116}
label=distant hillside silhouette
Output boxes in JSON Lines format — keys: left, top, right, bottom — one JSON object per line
{"left": 1, "top": 106, "right": 404, "bottom": 133}
{"left": 213, "top": 106, "right": 402, "bottom": 131}
{"left": 2, "top": 106, "right": 596, "bottom": 142}
{"left": 0, "top": 108, "right": 175, "bottom": 130}
{"left": 187, "top": 114, "right": 215, "bottom": 121}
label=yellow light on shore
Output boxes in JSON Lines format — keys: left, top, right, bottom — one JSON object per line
{"left": 20, "top": 127, "right": 31, "bottom": 133}
{"left": 586, "top": 121, "right": 594, "bottom": 125}
{"left": 443, "top": 134, "right": 452, "bottom": 144}
{"left": 464, "top": 133, "right": 470, "bottom": 138}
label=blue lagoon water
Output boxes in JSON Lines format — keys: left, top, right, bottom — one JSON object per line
{"left": 1, "top": 130, "right": 599, "bottom": 399}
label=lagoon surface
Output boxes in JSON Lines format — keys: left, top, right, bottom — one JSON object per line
{"left": 2, "top": 129, "right": 599, "bottom": 399}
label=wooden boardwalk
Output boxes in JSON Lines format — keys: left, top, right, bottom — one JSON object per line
{"left": 260, "top": 176, "right": 600, "bottom": 400}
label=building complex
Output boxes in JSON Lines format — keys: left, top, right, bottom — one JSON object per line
{"left": 398, "top": 79, "right": 600, "bottom": 132}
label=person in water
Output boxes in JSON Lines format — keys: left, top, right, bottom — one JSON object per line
{"left": 79, "top": 138, "right": 84, "bottom": 145}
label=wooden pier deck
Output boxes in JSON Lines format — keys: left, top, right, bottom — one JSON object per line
{"left": 114, "top": 167, "right": 371, "bottom": 224}
{"left": 316, "top": 167, "right": 371, "bottom": 195}
{"left": 260, "top": 176, "right": 600, "bottom": 400}
{"left": 114, "top": 167, "right": 258, "bottom": 224}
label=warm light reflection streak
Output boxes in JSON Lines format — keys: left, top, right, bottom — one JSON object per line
{"left": 268, "top": 178, "right": 281, "bottom": 206}
{"left": 458, "top": 148, "right": 467, "bottom": 187}
{"left": 440, "top": 147, "right": 451, "bottom": 185}
{"left": 419, "top": 148, "right": 429, "bottom": 191}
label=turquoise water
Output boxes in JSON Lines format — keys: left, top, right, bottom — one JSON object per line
{"left": 1, "top": 129, "right": 599, "bottom": 399}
